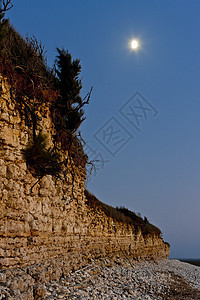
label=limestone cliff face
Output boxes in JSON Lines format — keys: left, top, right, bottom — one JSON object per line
{"left": 0, "top": 76, "right": 170, "bottom": 275}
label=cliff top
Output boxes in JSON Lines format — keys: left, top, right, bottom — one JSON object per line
{"left": 0, "top": 9, "right": 163, "bottom": 239}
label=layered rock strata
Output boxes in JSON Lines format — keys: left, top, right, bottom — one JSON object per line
{"left": 0, "top": 76, "right": 170, "bottom": 279}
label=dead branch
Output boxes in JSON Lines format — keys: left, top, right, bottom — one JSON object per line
{"left": 74, "top": 86, "right": 93, "bottom": 111}
{"left": 0, "top": 0, "right": 13, "bottom": 14}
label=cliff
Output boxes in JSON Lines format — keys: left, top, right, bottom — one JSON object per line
{"left": 0, "top": 75, "right": 170, "bottom": 297}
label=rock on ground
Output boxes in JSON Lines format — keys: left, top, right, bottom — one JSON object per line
{"left": 1, "top": 258, "right": 200, "bottom": 299}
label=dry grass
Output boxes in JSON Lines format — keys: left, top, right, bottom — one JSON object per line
{"left": 0, "top": 21, "right": 87, "bottom": 168}
{"left": 85, "top": 189, "right": 162, "bottom": 237}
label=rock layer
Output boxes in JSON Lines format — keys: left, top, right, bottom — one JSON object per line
{"left": 0, "top": 76, "right": 169, "bottom": 278}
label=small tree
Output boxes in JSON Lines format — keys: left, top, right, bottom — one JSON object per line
{"left": 55, "top": 48, "right": 91, "bottom": 132}
{"left": 0, "top": 0, "right": 13, "bottom": 18}
{"left": 0, "top": 0, "right": 13, "bottom": 40}
{"left": 22, "top": 131, "right": 62, "bottom": 191}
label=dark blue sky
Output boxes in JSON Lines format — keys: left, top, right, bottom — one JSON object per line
{"left": 8, "top": 0, "right": 200, "bottom": 258}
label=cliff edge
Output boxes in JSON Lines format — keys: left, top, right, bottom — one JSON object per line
{"left": 0, "top": 74, "right": 169, "bottom": 268}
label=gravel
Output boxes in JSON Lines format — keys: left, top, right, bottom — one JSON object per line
{"left": 44, "top": 258, "right": 200, "bottom": 299}
{"left": 1, "top": 258, "right": 200, "bottom": 299}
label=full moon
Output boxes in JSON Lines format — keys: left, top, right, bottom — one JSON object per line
{"left": 131, "top": 39, "right": 139, "bottom": 50}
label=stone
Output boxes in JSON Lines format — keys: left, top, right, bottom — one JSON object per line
{"left": 6, "top": 164, "right": 19, "bottom": 179}
{"left": 0, "top": 273, "right": 6, "bottom": 283}
{"left": 1, "top": 189, "right": 8, "bottom": 201}
{"left": 0, "top": 159, "right": 6, "bottom": 177}
{"left": 0, "top": 76, "right": 170, "bottom": 298}
{"left": 29, "top": 220, "right": 39, "bottom": 232}
{"left": 33, "top": 284, "right": 47, "bottom": 299}
{"left": 0, "top": 112, "right": 9, "bottom": 122}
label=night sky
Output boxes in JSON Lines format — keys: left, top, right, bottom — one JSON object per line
{"left": 7, "top": 0, "right": 200, "bottom": 258}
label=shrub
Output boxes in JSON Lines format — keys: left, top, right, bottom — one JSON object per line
{"left": 54, "top": 129, "right": 88, "bottom": 168}
{"left": 85, "top": 190, "right": 162, "bottom": 237}
{"left": 0, "top": 19, "right": 89, "bottom": 168}
{"left": 0, "top": 20, "right": 52, "bottom": 85}
{"left": 22, "top": 132, "right": 62, "bottom": 178}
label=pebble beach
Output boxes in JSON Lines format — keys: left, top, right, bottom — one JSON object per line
{"left": 1, "top": 258, "right": 200, "bottom": 299}
{"left": 43, "top": 258, "right": 200, "bottom": 299}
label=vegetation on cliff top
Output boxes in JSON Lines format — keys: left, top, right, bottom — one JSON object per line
{"left": 0, "top": 1, "right": 89, "bottom": 179}
{"left": 85, "top": 190, "right": 162, "bottom": 237}
{"left": 0, "top": 2, "right": 163, "bottom": 236}
{"left": 22, "top": 132, "right": 62, "bottom": 179}
{"left": 0, "top": 21, "right": 91, "bottom": 138}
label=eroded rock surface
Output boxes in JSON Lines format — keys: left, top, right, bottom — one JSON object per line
{"left": 0, "top": 76, "right": 170, "bottom": 297}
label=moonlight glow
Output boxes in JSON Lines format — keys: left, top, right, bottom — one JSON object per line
{"left": 130, "top": 39, "right": 140, "bottom": 51}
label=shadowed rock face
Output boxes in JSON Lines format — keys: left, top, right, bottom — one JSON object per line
{"left": 0, "top": 76, "right": 169, "bottom": 278}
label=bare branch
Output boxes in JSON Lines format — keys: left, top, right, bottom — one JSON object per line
{"left": 55, "top": 86, "right": 93, "bottom": 115}
{"left": 25, "top": 34, "right": 47, "bottom": 60}
{"left": 30, "top": 175, "right": 43, "bottom": 193}
{"left": 75, "top": 86, "right": 93, "bottom": 111}
{"left": 0, "top": 0, "right": 13, "bottom": 14}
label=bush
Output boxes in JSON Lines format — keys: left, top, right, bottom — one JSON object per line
{"left": 0, "top": 20, "right": 52, "bottom": 84}
{"left": 0, "top": 19, "right": 88, "bottom": 168}
{"left": 22, "top": 132, "right": 62, "bottom": 178}
{"left": 85, "top": 190, "right": 162, "bottom": 237}
{"left": 54, "top": 129, "right": 88, "bottom": 168}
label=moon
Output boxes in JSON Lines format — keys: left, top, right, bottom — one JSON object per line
{"left": 130, "top": 39, "right": 139, "bottom": 50}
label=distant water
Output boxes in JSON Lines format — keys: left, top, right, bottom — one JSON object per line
{"left": 180, "top": 259, "right": 200, "bottom": 267}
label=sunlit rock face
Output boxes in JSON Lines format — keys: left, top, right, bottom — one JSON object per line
{"left": 0, "top": 76, "right": 169, "bottom": 277}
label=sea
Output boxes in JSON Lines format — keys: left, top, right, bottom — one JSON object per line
{"left": 179, "top": 259, "right": 200, "bottom": 267}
